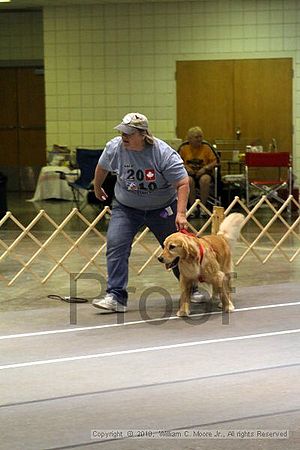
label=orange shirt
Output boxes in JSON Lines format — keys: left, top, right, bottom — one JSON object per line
{"left": 180, "top": 142, "right": 217, "bottom": 174}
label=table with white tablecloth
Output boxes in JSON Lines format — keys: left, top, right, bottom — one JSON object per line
{"left": 28, "top": 166, "right": 79, "bottom": 201}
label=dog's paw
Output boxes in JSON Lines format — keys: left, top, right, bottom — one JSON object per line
{"left": 176, "top": 309, "right": 190, "bottom": 317}
{"left": 218, "top": 301, "right": 235, "bottom": 312}
{"left": 228, "top": 301, "right": 235, "bottom": 312}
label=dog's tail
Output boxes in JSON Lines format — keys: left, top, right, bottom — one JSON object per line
{"left": 217, "top": 213, "right": 244, "bottom": 249}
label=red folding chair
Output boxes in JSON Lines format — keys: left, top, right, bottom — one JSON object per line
{"left": 245, "top": 152, "right": 292, "bottom": 208}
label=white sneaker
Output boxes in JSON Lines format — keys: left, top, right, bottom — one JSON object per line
{"left": 92, "top": 294, "right": 127, "bottom": 312}
{"left": 191, "top": 286, "right": 212, "bottom": 303}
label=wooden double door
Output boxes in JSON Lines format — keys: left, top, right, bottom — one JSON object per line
{"left": 176, "top": 58, "right": 293, "bottom": 152}
{"left": 0, "top": 67, "right": 46, "bottom": 169}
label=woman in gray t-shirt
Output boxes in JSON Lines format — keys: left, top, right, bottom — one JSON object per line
{"left": 92, "top": 112, "right": 189, "bottom": 312}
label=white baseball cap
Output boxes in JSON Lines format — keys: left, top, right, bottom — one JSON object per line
{"left": 114, "top": 112, "right": 149, "bottom": 135}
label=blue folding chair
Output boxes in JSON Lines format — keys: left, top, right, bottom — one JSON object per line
{"left": 57, "top": 147, "right": 116, "bottom": 211}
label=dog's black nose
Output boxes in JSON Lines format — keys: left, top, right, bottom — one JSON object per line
{"left": 157, "top": 256, "right": 164, "bottom": 263}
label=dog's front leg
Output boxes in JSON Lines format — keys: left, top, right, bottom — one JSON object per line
{"left": 177, "top": 278, "right": 193, "bottom": 317}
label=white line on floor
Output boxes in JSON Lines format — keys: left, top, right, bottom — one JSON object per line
{"left": 0, "top": 328, "right": 299, "bottom": 371}
{"left": 0, "top": 301, "right": 299, "bottom": 341}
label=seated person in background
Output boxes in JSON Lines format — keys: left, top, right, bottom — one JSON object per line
{"left": 180, "top": 126, "right": 217, "bottom": 302}
{"left": 179, "top": 126, "right": 217, "bottom": 217}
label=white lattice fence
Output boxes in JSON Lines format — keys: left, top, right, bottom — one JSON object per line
{"left": 0, "top": 207, "right": 109, "bottom": 286}
{"left": 0, "top": 195, "right": 299, "bottom": 286}
{"left": 223, "top": 195, "right": 300, "bottom": 266}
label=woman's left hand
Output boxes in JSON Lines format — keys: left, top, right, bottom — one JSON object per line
{"left": 176, "top": 212, "right": 188, "bottom": 230}
{"left": 196, "top": 167, "right": 206, "bottom": 178}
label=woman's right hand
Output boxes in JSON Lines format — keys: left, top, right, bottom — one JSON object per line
{"left": 94, "top": 186, "right": 108, "bottom": 201}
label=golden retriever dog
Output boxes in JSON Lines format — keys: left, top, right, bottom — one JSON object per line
{"left": 158, "top": 213, "right": 244, "bottom": 317}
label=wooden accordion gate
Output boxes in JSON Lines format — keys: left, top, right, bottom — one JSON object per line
{"left": 0, "top": 195, "right": 299, "bottom": 287}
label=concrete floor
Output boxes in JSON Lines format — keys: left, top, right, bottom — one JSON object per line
{"left": 0, "top": 193, "right": 300, "bottom": 450}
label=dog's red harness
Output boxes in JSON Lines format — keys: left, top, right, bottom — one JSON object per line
{"left": 180, "top": 228, "right": 205, "bottom": 265}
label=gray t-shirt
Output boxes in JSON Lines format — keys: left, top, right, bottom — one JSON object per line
{"left": 98, "top": 136, "right": 187, "bottom": 210}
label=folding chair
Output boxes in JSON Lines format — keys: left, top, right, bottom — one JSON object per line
{"left": 178, "top": 140, "right": 222, "bottom": 208}
{"left": 57, "top": 147, "right": 116, "bottom": 211}
{"left": 245, "top": 151, "right": 292, "bottom": 208}
{"left": 65, "top": 148, "right": 103, "bottom": 210}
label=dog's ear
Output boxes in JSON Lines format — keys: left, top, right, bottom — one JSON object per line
{"left": 180, "top": 235, "right": 199, "bottom": 260}
{"left": 186, "top": 238, "right": 199, "bottom": 260}
{"left": 178, "top": 239, "right": 188, "bottom": 258}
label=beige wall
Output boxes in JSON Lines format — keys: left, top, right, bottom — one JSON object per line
{"left": 0, "top": 10, "right": 43, "bottom": 61}
{"left": 1, "top": 1, "right": 300, "bottom": 183}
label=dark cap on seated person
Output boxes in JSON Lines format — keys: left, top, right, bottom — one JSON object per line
{"left": 114, "top": 112, "right": 149, "bottom": 135}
